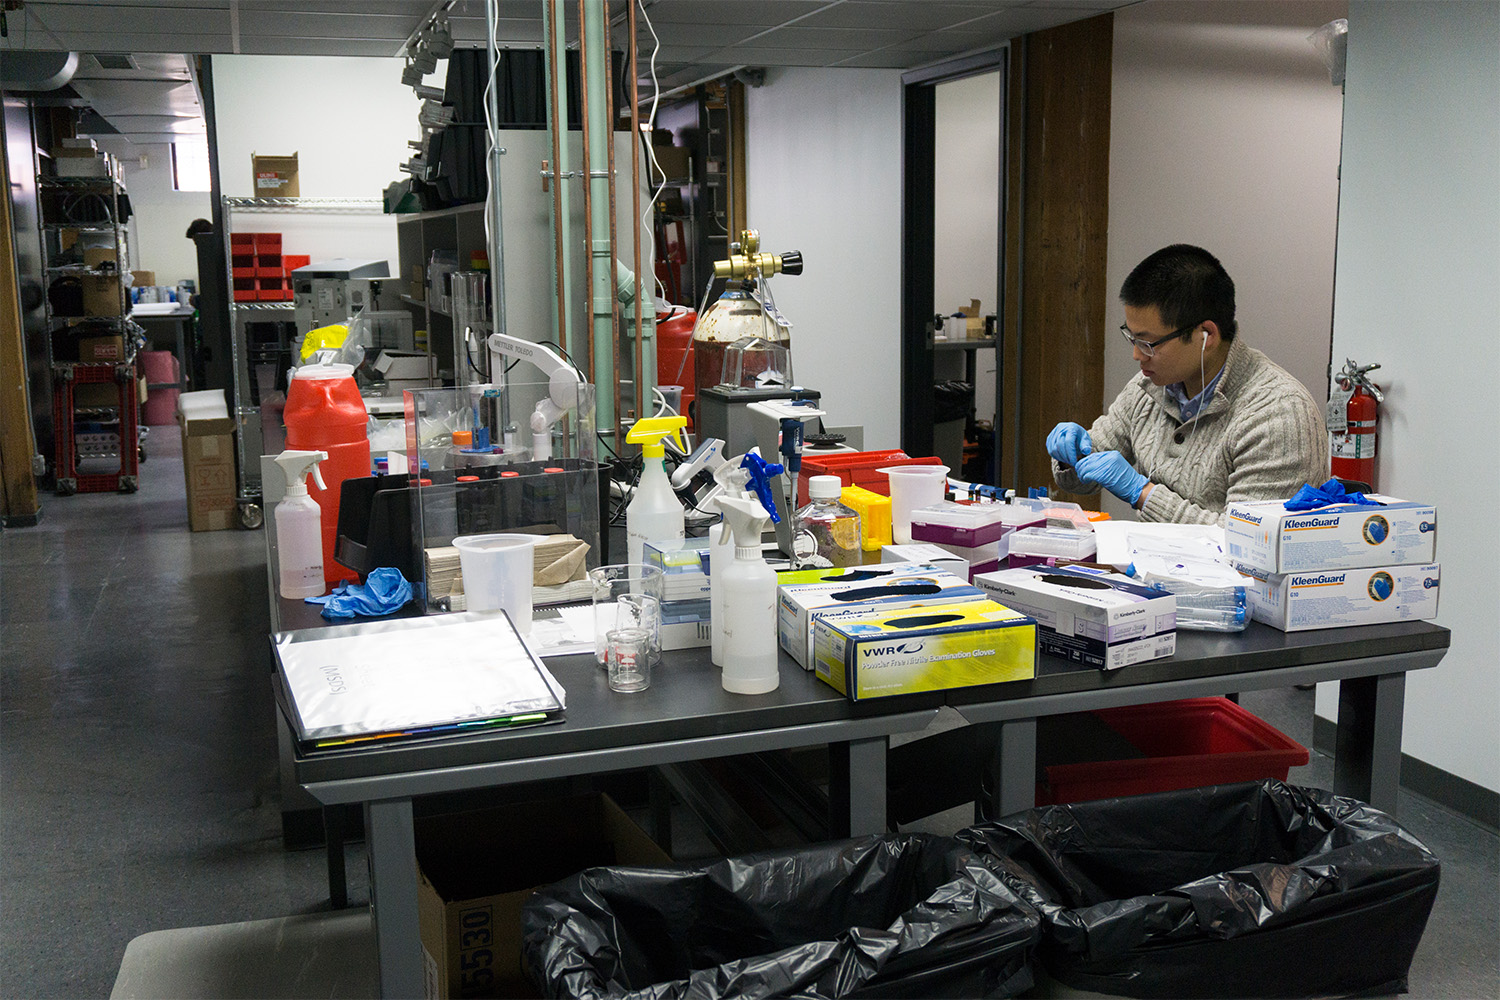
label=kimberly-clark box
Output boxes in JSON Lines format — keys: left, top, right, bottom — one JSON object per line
{"left": 975, "top": 566, "right": 1176, "bottom": 670}
{"left": 812, "top": 599, "right": 1037, "bottom": 701}
{"left": 1224, "top": 496, "right": 1436, "bottom": 573}
{"left": 777, "top": 563, "right": 985, "bottom": 668}
{"left": 1243, "top": 563, "right": 1440, "bottom": 632}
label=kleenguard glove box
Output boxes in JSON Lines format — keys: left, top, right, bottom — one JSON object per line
{"left": 812, "top": 599, "right": 1037, "bottom": 701}
{"left": 777, "top": 563, "right": 986, "bottom": 669}
{"left": 1224, "top": 496, "right": 1436, "bottom": 573}
{"left": 1242, "top": 563, "right": 1440, "bottom": 631}
{"left": 974, "top": 566, "right": 1176, "bottom": 671}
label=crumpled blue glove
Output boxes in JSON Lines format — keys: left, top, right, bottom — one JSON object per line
{"left": 305, "top": 567, "right": 414, "bottom": 620}
{"left": 1073, "top": 450, "right": 1149, "bottom": 505}
{"left": 1046, "top": 422, "right": 1093, "bottom": 465}
{"left": 1284, "top": 478, "right": 1380, "bottom": 511}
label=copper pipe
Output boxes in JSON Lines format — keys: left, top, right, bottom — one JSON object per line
{"left": 605, "top": 0, "right": 623, "bottom": 436}
{"left": 576, "top": 0, "right": 594, "bottom": 382}
{"left": 545, "top": 0, "right": 568, "bottom": 364}
{"left": 628, "top": 0, "right": 645, "bottom": 424}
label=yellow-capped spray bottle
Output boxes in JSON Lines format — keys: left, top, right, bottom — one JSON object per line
{"left": 624, "top": 416, "right": 689, "bottom": 569}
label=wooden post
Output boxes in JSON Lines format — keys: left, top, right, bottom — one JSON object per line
{"left": 0, "top": 142, "right": 42, "bottom": 525}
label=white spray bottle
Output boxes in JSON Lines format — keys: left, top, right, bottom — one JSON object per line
{"left": 274, "top": 449, "right": 329, "bottom": 599}
{"left": 714, "top": 494, "right": 779, "bottom": 694}
{"left": 624, "top": 415, "right": 689, "bottom": 569}
{"left": 708, "top": 464, "right": 750, "bottom": 667}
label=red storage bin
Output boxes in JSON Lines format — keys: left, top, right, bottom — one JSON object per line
{"left": 283, "top": 253, "right": 311, "bottom": 272}
{"left": 797, "top": 450, "right": 943, "bottom": 506}
{"left": 1038, "top": 698, "right": 1309, "bottom": 805}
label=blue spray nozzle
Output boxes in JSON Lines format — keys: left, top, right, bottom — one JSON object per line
{"left": 1028, "top": 486, "right": 1049, "bottom": 499}
{"left": 740, "top": 451, "right": 785, "bottom": 524}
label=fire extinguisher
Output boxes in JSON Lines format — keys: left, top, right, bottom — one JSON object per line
{"left": 1329, "top": 359, "right": 1383, "bottom": 490}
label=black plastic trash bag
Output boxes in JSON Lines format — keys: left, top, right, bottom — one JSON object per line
{"left": 521, "top": 833, "right": 1041, "bottom": 999}
{"left": 932, "top": 380, "right": 975, "bottom": 424}
{"left": 955, "top": 780, "right": 1440, "bottom": 999}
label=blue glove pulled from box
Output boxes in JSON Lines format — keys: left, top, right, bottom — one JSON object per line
{"left": 1073, "top": 450, "right": 1148, "bottom": 506}
{"left": 305, "top": 567, "right": 414, "bottom": 620}
{"left": 1046, "top": 422, "right": 1093, "bottom": 465}
{"left": 1284, "top": 478, "right": 1380, "bottom": 511}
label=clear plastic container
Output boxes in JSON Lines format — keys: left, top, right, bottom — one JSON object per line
{"left": 1007, "top": 526, "right": 1098, "bottom": 561}
{"left": 792, "top": 475, "right": 862, "bottom": 568}
{"left": 909, "top": 501, "right": 1044, "bottom": 547}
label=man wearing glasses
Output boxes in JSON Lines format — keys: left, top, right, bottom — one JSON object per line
{"left": 1048, "top": 244, "right": 1328, "bottom": 525}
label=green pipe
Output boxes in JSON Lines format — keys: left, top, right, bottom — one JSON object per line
{"left": 615, "top": 260, "right": 657, "bottom": 413}
{"left": 542, "top": 0, "right": 573, "bottom": 362}
{"left": 581, "top": 0, "right": 615, "bottom": 430}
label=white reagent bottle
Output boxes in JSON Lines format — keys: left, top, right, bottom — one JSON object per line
{"left": 714, "top": 495, "right": 779, "bottom": 694}
{"left": 708, "top": 463, "right": 752, "bottom": 667}
{"left": 273, "top": 449, "right": 329, "bottom": 599}
{"left": 624, "top": 416, "right": 688, "bottom": 569}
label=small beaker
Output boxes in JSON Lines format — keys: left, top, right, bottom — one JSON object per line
{"left": 589, "top": 564, "right": 665, "bottom": 666}
{"left": 606, "top": 627, "right": 652, "bottom": 693}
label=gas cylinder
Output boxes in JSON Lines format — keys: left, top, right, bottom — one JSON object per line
{"left": 284, "top": 363, "right": 370, "bottom": 584}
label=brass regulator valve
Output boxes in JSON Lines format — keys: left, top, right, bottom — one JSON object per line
{"left": 712, "top": 229, "right": 804, "bottom": 281}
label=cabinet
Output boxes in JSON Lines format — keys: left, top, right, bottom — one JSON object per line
{"left": 393, "top": 202, "right": 488, "bottom": 386}
{"left": 37, "top": 175, "right": 141, "bottom": 494}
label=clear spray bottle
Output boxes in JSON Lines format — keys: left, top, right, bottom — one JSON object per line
{"left": 624, "top": 415, "right": 689, "bottom": 569}
{"left": 713, "top": 494, "right": 779, "bottom": 694}
{"left": 273, "top": 449, "right": 329, "bottom": 599}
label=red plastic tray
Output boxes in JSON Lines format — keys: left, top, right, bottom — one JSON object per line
{"left": 1038, "top": 697, "right": 1309, "bottom": 805}
{"left": 797, "top": 451, "right": 943, "bottom": 505}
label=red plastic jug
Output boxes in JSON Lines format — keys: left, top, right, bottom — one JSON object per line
{"left": 284, "top": 363, "right": 370, "bottom": 585}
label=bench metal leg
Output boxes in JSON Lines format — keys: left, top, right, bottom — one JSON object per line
{"left": 1334, "top": 672, "right": 1406, "bottom": 815}
{"left": 366, "top": 798, "right": 423, "bottom": 999}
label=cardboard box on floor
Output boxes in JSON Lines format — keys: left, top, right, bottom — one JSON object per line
{"left": 417, "top": 792, "right": 671, "bottom": 998}
{"left": 179, "top": 411, "right": 237, "bottom": 531}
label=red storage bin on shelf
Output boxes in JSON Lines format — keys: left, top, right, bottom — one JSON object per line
{"left": 283, "top": 253, "right": 311, "bottom": 272}
{"left": 797, "top": 450, "right": 944, "bottom": 506}
{"left": 1037, "top": 697, "right": 1309, "bottom": 806}
{"left": 253, "top": 232, "right": 281, "bottom": 251}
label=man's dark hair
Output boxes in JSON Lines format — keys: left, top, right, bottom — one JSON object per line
{"left": 1121, "top": 244, "right": 1238, "bottom": 340}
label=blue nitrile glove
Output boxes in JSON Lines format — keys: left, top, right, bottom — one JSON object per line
{"left": 1284, "top": 478, "right": 1380, "bottom": 510}
{"left": 1073, "top": 450, "right": 1148, "bottom": 505}
{"left": 1046, "top": 422, "right": 1093, "bottom": 465}
{"left": 305, "top": 567, "right": 414, "bottom": 620}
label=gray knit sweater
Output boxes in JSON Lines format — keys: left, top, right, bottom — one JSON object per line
{"left": 1052, "top": 338, "right": 1330, "bottom": 525}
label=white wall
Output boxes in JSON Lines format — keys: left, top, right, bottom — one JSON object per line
{"left": 211, "top": 54, "right": 416, "bottom": 267}
{"left": 1107, "top": 0, "right": 1347, "bottom": 418}
{"left": 1313, "top": 1, "right": 1500, "bottom": 792}
{"left": 934, "top": 71, "right": 1001, "bottom": 424}
{"left": 94, "top": 138, "right": 210, "bottom": 288}
{"left": 745, "top": 68, "right": 904, "bottom": 450}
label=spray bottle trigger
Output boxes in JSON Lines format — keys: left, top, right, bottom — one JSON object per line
{"left": 310, "top": 461, "right": 327, "bottom": 492}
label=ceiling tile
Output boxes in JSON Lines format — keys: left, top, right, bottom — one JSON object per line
{"left": 644, "top": 23, "right": 769, "bottom": 48}
{"left": 831, "top": 50, "right": 953, "bottom": 68}
{"left": 638, "top": 0, "right": 827, "bottom": 28}
{"left": 751, "top": 25, "right": 910, "bottom": 49}
{"left": 696, "top": 46, "right": 844, "bottom": 67}
{"left": 798, "top": 1, "right": 1009, "bottom": 31}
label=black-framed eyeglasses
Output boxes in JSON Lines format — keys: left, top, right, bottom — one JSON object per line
{"left": 1118, "top": 320, "right": 1200, "bottom": 357}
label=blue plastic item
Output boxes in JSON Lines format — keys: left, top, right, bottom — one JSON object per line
{"left": 305, "top": 566, "right": 414, "bottom": 619}
{"left": 1284, "top": 477, "right": 1379, "bottom": 510}
{"left": 740, "top": 451, "right": 785, "bottom": 524}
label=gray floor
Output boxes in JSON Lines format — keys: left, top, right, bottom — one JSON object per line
{"left": 2, "top": 431, "right": 1496, "bottom": 999}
